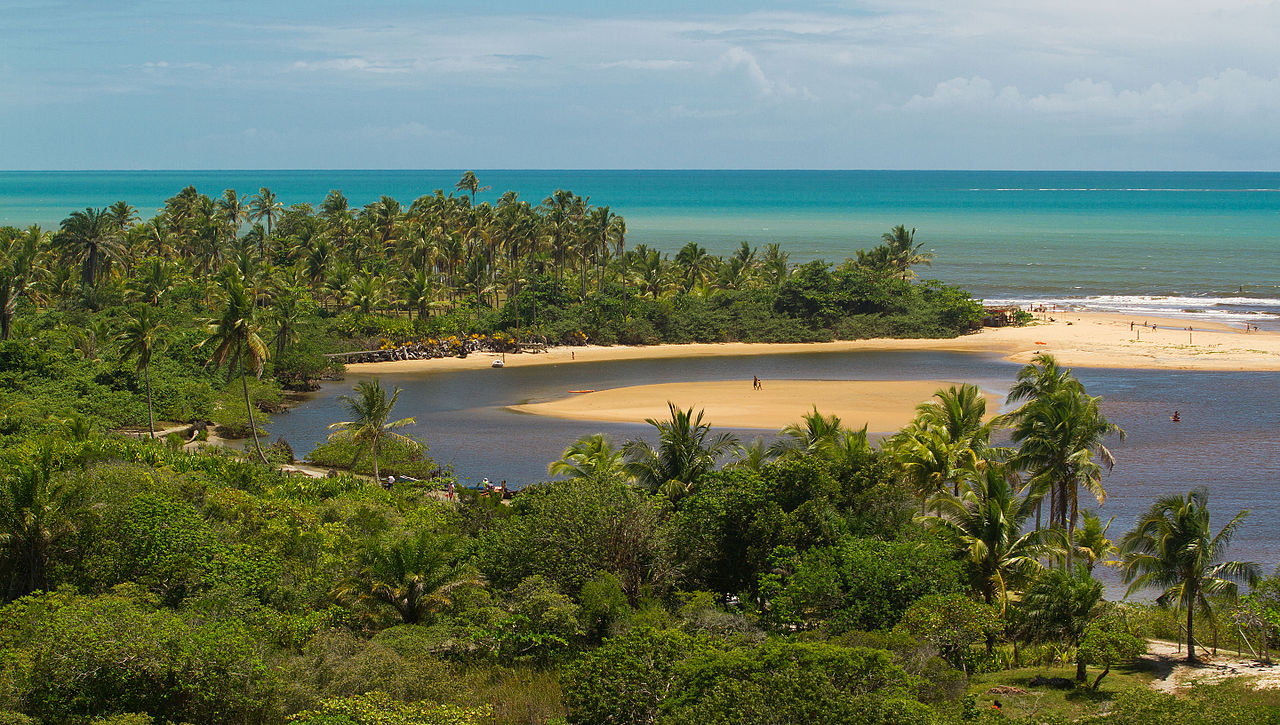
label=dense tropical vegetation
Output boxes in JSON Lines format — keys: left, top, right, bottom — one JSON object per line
{"left": 0, "top": 178, "right": 1276, "bottom": 723}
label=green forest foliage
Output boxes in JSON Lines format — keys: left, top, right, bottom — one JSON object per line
{"left": 0, "top": 180, "right": 1276, "bottom": 723}
{"left": 0, "top": 178, "right": 981, "bottom": 436}
{"left": 0, "top": 415, "right": 1276, "bottom": 723}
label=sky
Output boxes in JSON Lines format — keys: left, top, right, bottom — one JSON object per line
{"left": 2, "top": 0, "right": 1279, "bottom": 170}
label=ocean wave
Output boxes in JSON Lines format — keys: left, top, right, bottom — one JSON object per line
{"left": 982, "top": 294, "right": 1280, "bottom": 323}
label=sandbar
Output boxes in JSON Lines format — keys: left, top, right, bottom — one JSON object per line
{"left": 345, "top": 310, "right": 1280, "bottom": 377}
{"left": 508, "top": 379, "right": 1000, "bottom": 431}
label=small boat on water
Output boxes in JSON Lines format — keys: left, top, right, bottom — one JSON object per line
{"left": 491, "top": 359, "right": 505, "bottom": 368}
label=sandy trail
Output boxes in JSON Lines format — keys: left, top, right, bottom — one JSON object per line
{"left": 1145, "top": 639, "right": 1280, "bottom": 692}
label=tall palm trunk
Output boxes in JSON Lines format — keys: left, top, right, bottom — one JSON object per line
{"left": 238, "top": 343, "right": 269, "bottom": 465}
{"left": 530, "top": 259, "right": 538, "bottom": 328}
{"left": 620, "top": 248, "right": 628, "bottom": 320}
{"left": 371, "top": 433, "right": 381, "bottom": 483}
{"left": 1187, "top": 585, "right": 1197, "bottom": 661}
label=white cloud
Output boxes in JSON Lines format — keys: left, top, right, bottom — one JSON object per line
{"left": 600, "top": 59, "right": 692, "bottom": 71}
{"left": 10, "top": 2, "right": 1280, "bottom": 168}
{"left": 290, "top": 57, "right": 412, "bottom": 74}
{"left": 903, "top": 69, "right": 1280, "bottom": 128}
{"left": 904, "top": 77, "right": 1013, "bottom": 110}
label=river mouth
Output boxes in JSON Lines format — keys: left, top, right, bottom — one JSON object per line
{"left": 266, "top": 348, "right": 1280, "bottom": 595}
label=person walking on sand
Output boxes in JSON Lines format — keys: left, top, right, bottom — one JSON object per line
{"left": 753, "top": 375, "right": 759, "bottom": 390}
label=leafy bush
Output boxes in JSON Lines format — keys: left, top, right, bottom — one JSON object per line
{"left": 306, "top": 431, "right": 442, "bottom": 480}
{"left": 210, "top": 378, "right": 282, "bottom": 437}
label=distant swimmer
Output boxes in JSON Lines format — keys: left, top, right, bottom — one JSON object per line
{"left": 1171, "top": 410, "right": 1181, "bottom": 422}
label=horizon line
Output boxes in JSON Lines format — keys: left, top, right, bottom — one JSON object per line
{"left": 3, "top": 168, "right": 1280, "bottom": 174}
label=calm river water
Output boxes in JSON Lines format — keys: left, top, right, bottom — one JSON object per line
{"left": 267, "top": 350, "right": 1280, "bottom": 574}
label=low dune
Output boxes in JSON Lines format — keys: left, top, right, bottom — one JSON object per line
{"left": 508, "top": 379, "right": 1000, "bottom": 431}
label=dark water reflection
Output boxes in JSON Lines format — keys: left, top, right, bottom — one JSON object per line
{"left": 269, "top": 350, "right": 1280, "bottom": 578}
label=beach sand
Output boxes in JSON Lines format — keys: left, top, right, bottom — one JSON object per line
{"left": 508, "top": 379, "right": 1000, "bottom": 431}
{"left": 347, "top": 311, "right": 1280, "bottom": 377}
{"left": 341, "top": 311, "right": 1278, "bottom": 429}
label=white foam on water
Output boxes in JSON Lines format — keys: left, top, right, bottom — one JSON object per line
{"left": 982, "top": 294, "right": 1280, "bottom": 324}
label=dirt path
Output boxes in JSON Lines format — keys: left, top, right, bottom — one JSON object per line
{"left": 1145, "top": 639, "right": 1280, "bottom": 692}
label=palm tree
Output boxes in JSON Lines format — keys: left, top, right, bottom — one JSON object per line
{"left": 880, "top": 225, "right": 934, "bottom": 280}
{"left": 269, "top": 284, "right": 304, "bottom": 359}
{"left": 623, "top": 403, "right": 738, "bottom": 497}
{"left": 608, "top": 212, "right": 628, "bottom": 312}
{"left": 830, "top": 426, "right": 874, "bottom": 468}
{"left": 760, "top": 243, "right": 790, "bottom": 287}
{"left": 1005, "top": 353, "right": 1082, "bottom": 405}
{"left": 769, "top": 407, "right": 845, "bottom": 460}
{"left": 1008, "top": 385, "right": 1123, "bottom": 550}
{"left": 217, "top": 189, "right": 249, "bottom": 242}
{"left": 631, "top": 246, "right": 670, "bottom": 300}
{"left": 336, "top": 530, "right": 483, "bottom": 625}
{"left": 915, "top": 384, "right": 992, "bottom": 453}
{"left": 201, "top": 274, "right": 271, "bottom": 464}
{"left": 1073, "top": 510, "right": 1118, "bottom": 574}
{"left": 127, "top": 257, "right": 174, "bottom": 306}
{"left": 455, "top": 171, "right": 489, "bottom": 209}
{"left": 320, "top": 189, "right": 350, "bottom": 220}
{"left": 728, "top": 438, "right": 774, "bottom": 472}
{"left": 345, "top": 273, "right": 388, "bottom": 315}
{"left": 107, "top": 200, "right": 138, "bottom": 231}
{"left": 0, "top": 449, "right": 83, "bottom": 601}
{"left": 117, "top": 304, "right": 166, "bottom": 439}
{"left": 249, "top": 187, "right": 283, "bottom": 240}
{"left": 1120, "top": 487, "right": 1260, "bottom": 662}
{"left": 549, "top": 433, "right": 625, "bottom": 482}
{"left": 918, "top": 464, "right": 1057, "bottom": 611}
{"left": 327, "top": 379, "right": 416, "bottom": 482}
{"left": 56, "top": 207, "right": 122, "bottom": 287}
{"left": 674, "top": 242, "right": 713, "bottom": 292}
{"left": 892, "top": 424, "right": 977, "bottom": 509}
{"left": 1020, "top": 565, "right": 1104, "bottom": 682}
{"left": 0, "top": 226, "right": 42, "bottom": 340}
{"left": 400, "top": 268, "right": 437, "bottom": 320}
{"left": 365, "top": 195, "right": 403, "bottom": 247}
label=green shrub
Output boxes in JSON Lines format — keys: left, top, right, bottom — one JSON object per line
{"left": 306, "top": 431, "right": 441, "bottom": 480}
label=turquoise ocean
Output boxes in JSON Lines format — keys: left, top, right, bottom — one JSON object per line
{"left": 2, "top": 170, "right": 1279, "bottom": 328}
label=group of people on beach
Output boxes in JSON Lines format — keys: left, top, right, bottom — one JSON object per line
{"left": 752, "top": 376, "right": 763, "bottom": 390}
{"left": 481, "top": 478, "right": 511, "bottom": 498}
{"left": 439, "top": 478, "right": 510, "bottom": 501}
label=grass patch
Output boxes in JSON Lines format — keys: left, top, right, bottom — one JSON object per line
{"left": 306, "top": 430, "right": 446, "bottom": 481}
{"left": 969, "top": 663, "right": 1158, "bottom": 721}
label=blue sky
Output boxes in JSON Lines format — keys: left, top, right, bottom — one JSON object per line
{"left": 3, "top": 0, "right": 1278, "bottom": 170}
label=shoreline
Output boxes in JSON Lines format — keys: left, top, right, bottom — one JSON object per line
{"left": 344, "top": 311, "right": 1280, "bottom": 377}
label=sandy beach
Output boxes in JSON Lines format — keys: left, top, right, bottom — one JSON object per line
{"left": 509, "top": 380, "right": 1000, "bottom": 431}
{"left": 347, "top": 311, "right": 1280, "bottom": 377}
{"left": 340, "top": 310, "right": 1279, "bottom": 429}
